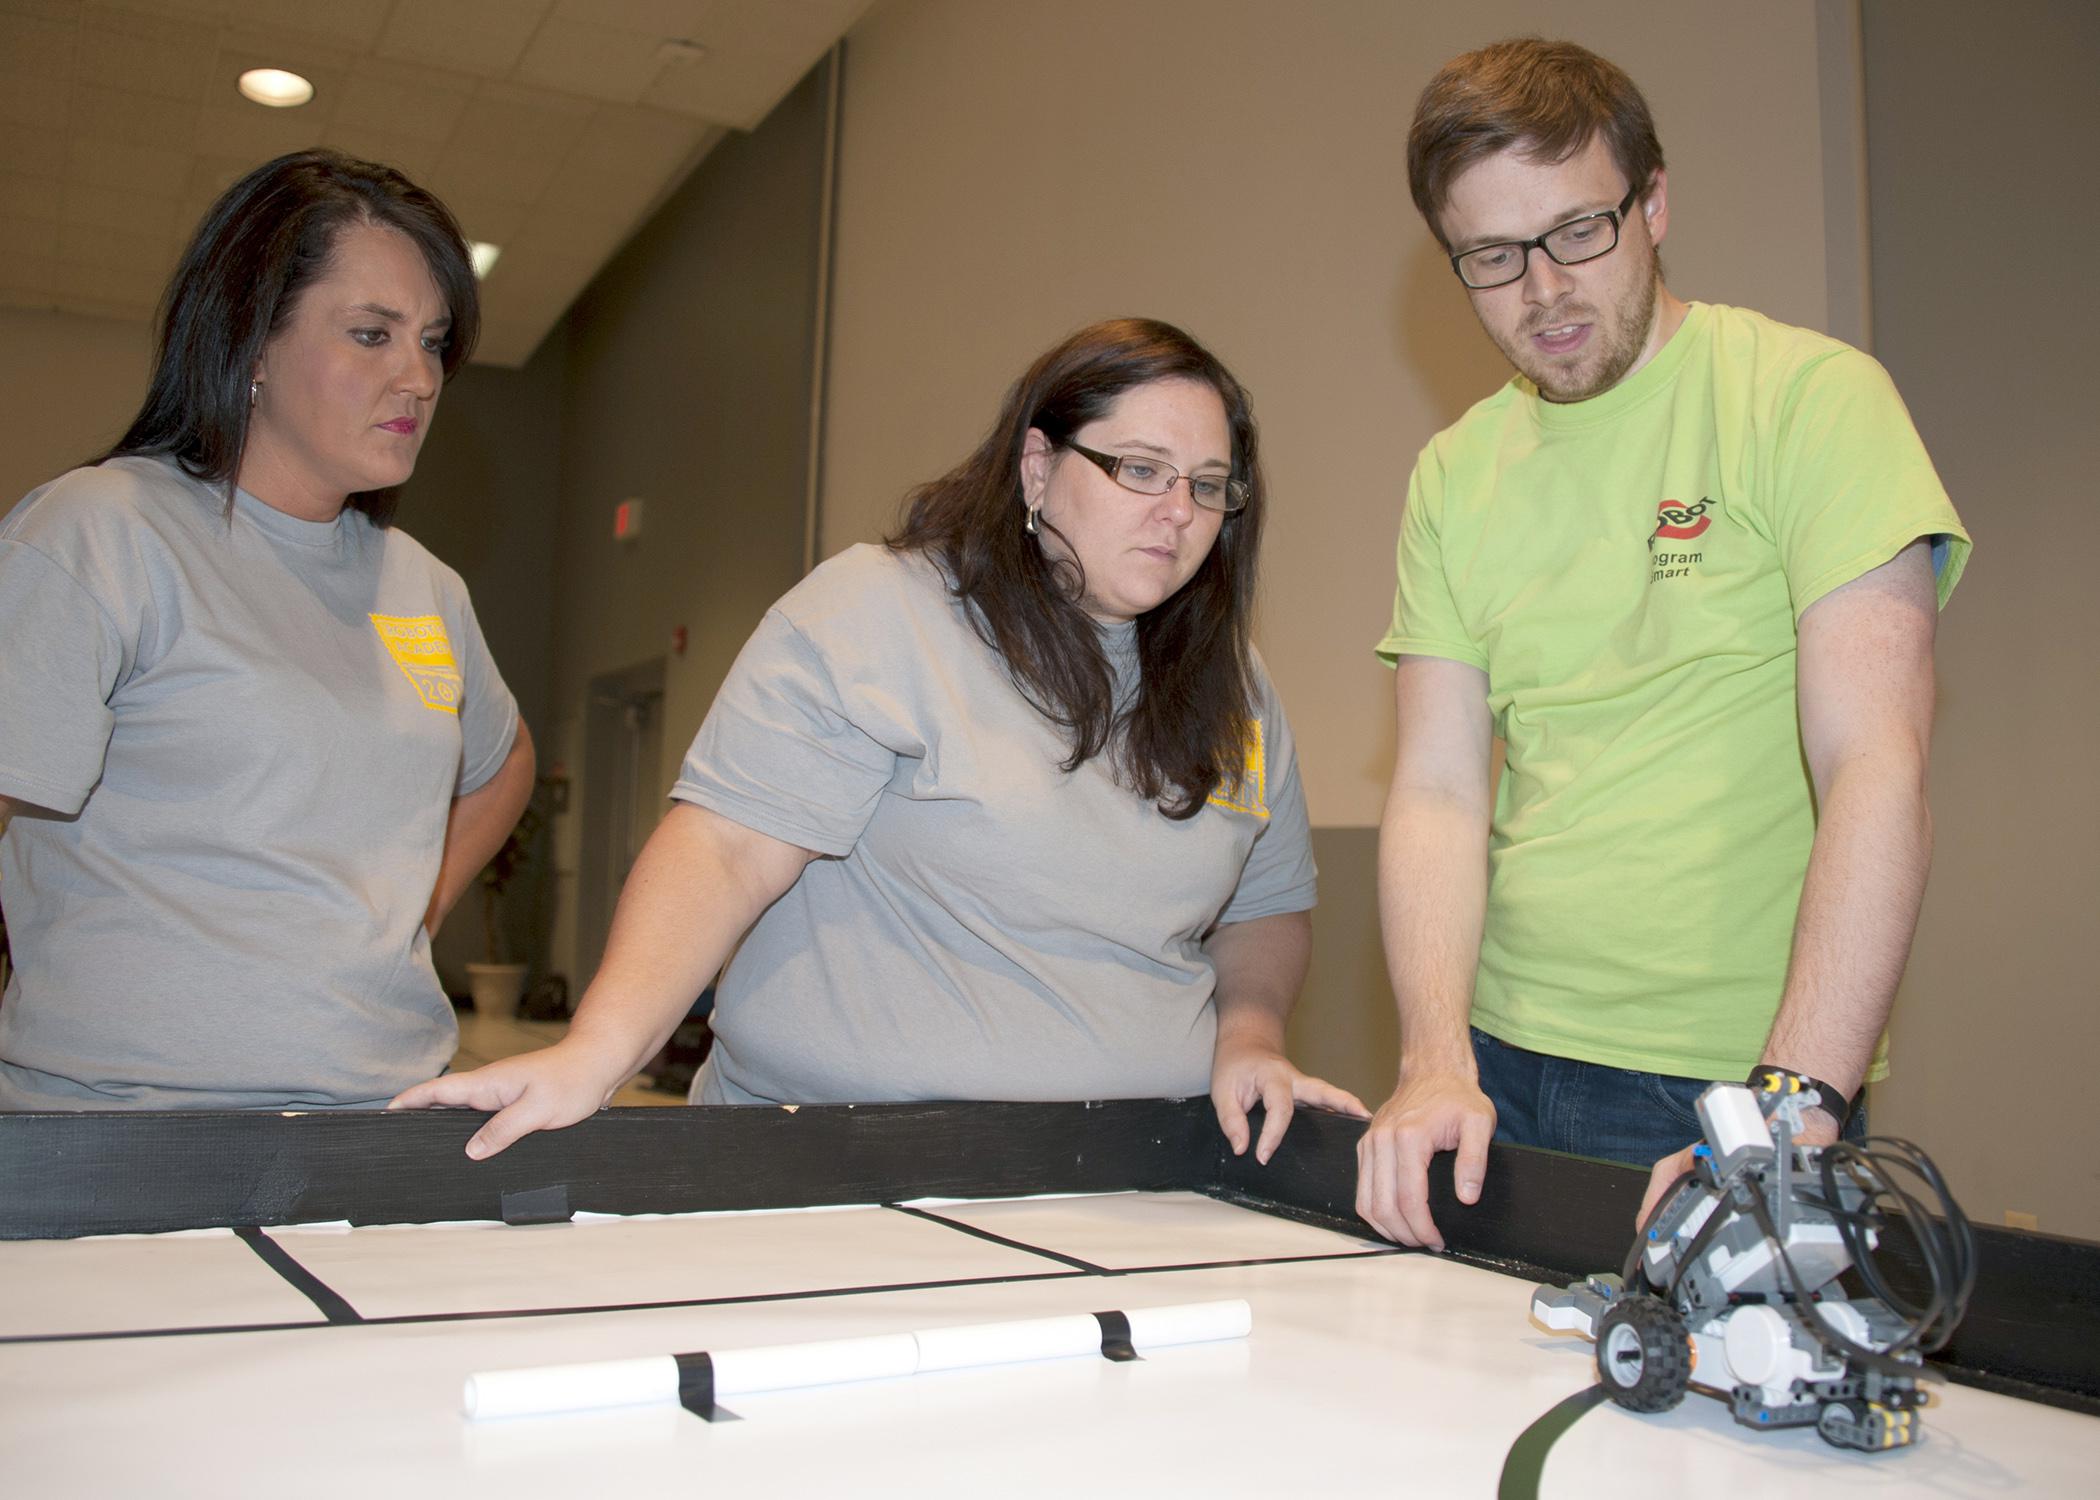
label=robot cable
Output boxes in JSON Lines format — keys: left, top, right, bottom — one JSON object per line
{"left": 1808, "top": 1136, "right": 1977, "bottom": 1356}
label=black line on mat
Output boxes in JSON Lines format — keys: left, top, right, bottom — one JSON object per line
{"left": 1498, "top": 1383, "right": 1609, "bottom": 1500}
{"left": 884, "top": 1202, "right": 1111, "bottom": 1273}
{"left": 1, "top": 1316, "right": 342, "bottom": 1344}
{"left": 232, "top": 1225, "right": 362, "bottom": 1324}
{"left": 0, "top": 1267, "right": 1087, "bottom": 1348}
{"left": 0, "top": 1244, "right": 1398, "bottom": 1348}
{"left": 1086, "top": 1248, "right": 1400, "bottom": 1276}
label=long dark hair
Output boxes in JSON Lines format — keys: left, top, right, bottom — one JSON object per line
{"left": 102, "top": 149, "right": 480, "bottom": 527}
{"left": 888, "top": 318, "right": 1265, "bottom": 820}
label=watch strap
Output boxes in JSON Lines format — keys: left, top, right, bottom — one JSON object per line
{"left": 1745, "top": 1065, "right": 1854, "bottom": 1127}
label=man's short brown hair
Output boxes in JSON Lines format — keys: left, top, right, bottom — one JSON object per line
{"left": 1408, "top": 38, "right": 1664, "bottom": 248}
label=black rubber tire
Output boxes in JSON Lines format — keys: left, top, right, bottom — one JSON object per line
{"left": 1595, "top": 1294, "right": 1692, "bottom": 1413}
{"left": 1816, "top": 1402, "right": 1863, "bottom": 1450}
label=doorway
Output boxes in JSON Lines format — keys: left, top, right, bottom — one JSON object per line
{"left": 576, "top": 658, "right": 667, "bottom": 984}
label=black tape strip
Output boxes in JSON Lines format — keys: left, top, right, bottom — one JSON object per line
{"left": 884, "top": 1202, "right": 1113, "bottom": 1273}
{"left": 1, "top": 1267, "right": 1081, "bottom": 1346}
{"left": 1093, "top": 1309, "right": 1140, "bottom": 1362}
{"left": 499, "top": 1185, "right": 572, "bottom": 1226}
{"left": 232, "top": 1225, "right": 362, "bottom": 1324}
{"left": 3, "top": 1245, "right": 1390, "bottom": 1347}
{"left": 1105, "top": 1249, "right": 1397, "bottom": 1276}
{"left": 1498, "top": 1384, "right": 1609, "bottom": 1500}
{"left": 674, "top": 1352, "right": 740, "bottom": 1422}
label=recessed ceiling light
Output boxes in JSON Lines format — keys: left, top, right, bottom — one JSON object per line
{"left": 469, "top": 242, "right": 502, "bottom": 279}
{"left": 238, "top": 68, "right": 314, "bottom": 108}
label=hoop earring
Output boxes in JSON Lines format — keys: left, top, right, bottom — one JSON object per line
{"left": 249, "top": 380, "right": 260, "bottom": 408}
{"left": 1024, "top": 502, "right": 1041, "bottom": 537}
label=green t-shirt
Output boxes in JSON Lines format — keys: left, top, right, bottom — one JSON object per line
{"left": 1376, "top": 303, "right": 1970, "bottom": 1081}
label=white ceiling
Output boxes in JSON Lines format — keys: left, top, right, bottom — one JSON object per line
{"left": 0, "top": 0, "right": 871, "bottom": 365}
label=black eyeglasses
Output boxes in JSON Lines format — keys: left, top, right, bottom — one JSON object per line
{"left": 1066, "top": 443, "right": 1249, "bottom": 514}
{"left": 1449, "top": 184, "right": 1643, "bottom": 290}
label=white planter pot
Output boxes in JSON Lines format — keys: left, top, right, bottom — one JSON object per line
{"left": 464, "top": 962, "right": 529, "bottom": 1021}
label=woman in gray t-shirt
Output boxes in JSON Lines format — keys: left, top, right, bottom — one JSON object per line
{"left": 396, "top": 319, "right": 1360, "bottom": 1156}
{"left": 0, "top": 151, "right": 531, "bottom": 1109}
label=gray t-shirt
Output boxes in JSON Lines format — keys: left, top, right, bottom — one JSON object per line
{"left": 674, "top": 544, "right": 1317, "bottom": 1105}
{"left": 0, "top": 456, "right": 518, "bottom": 1108}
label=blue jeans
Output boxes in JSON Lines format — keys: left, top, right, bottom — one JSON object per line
{"left": 1471, "top": 1028, "right": 1867, "bottom": 1168}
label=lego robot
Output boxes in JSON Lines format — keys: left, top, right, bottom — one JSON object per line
{"left": 1531, "top": 1071, "right": 1974, "bottom": 1452}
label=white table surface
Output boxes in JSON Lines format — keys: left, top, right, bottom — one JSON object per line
{"left": 2, "top": 1190, "right": 2090, "bottom": 1496}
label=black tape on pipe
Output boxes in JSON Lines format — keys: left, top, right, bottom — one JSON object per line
{"left": 675, "top": 1352, "right": 740, "bottom": 1422}
{"left": 1094, "top": 1309, "right": 1140, "bottom": 1362}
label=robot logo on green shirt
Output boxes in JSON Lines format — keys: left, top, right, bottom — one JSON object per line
{"left": 1648, "top": 496, "right": 1713, "bottom": 547}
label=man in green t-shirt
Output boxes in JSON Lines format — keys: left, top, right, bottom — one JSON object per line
{"left": 1354, "top": 39, "right": 1970, "bottom": 1248}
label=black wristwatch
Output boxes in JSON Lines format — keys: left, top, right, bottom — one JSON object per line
{"left": 1745, "top": 1066, "right": 1855, "bottom": 1128}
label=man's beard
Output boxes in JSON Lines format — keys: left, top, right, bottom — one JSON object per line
{"left": 1500, "top": 269, "right": 1661, "bottom": 403}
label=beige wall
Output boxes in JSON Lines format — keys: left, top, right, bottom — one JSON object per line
{"left": 531, "top": 59, "right": 831, "bottom": 982}
{"left": 1860, "top": 0, "right": 2100, "bottom": 1239}
{"left": 0, "top": 306, "right": 152, "bottom": 507}
{"left": 822, "top": 0, "right": 1839, "bottom": 829}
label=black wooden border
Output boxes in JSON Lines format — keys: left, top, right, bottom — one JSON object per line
{"left": 0, "top": 1100, "right": 1208, "bottom": 1235}
{"left": 1209, "top": 1105, "right": 1643, "bottom": 1283}
{"left": 2, "top": 1100, "right": 2094, "bottom": 1406}
{"left": 1209, "top": 1107, "right": 2100, "bottom": 1411}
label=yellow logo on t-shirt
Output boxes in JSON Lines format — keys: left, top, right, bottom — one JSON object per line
{"left": 369, "top": 613, "right": 462, "bottom": 714}
{"left": 1207, "top": 719, "right": 1269, "bottom": 818}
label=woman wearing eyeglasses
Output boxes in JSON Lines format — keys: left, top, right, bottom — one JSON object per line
{"left": 395, "top": 318, "right": 1362, "bottom": 1155}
